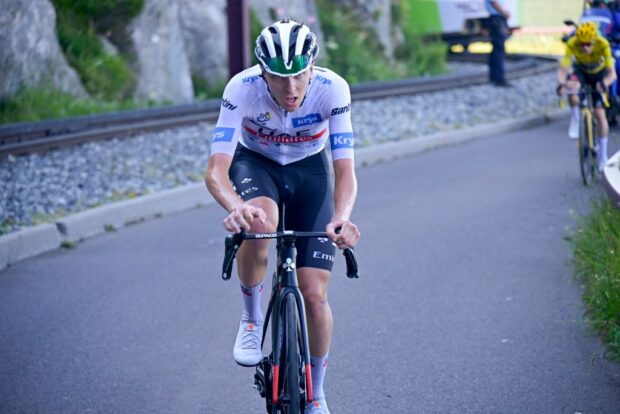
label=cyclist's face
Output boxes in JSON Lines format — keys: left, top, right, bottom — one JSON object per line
{"left": 580, "top": 41, "right": 594, "bottom": 53}
{"left": 263, "top": 66, "right": 313, "bottom": 112}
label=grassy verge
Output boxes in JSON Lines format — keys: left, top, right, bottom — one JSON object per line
{"left": 568, "top": 197, "right": 620, "bottom": 361}
{"left": 0, "top": 87, "right": 138, "bottom": 124}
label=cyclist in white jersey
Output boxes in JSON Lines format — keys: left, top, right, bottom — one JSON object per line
{"left": 205, "top": 19, "right": 360, "bottom": 414}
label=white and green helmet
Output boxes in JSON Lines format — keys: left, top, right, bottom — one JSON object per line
{"left": 255, "top": 19, "right": 319, "bottom": 77}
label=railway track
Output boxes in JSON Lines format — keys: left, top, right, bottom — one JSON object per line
{"left": 0, "top": 53, "right": 557, "bottom": 158}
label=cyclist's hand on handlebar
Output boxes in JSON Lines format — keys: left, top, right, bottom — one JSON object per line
{"left": 556, "top": 83, "right": 565, "bottom": 97}
{"left": 326, "top": 219, "right": 360, "bottom": 249}
{"left": 223, "top": 203, "right": 266, "bottom": 233}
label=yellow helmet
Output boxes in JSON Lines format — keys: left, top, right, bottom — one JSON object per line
{"left": 576, "top": 22, "right": 598, "bottom": 43}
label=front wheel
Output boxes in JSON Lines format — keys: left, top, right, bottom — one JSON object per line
{"left": 579, "top": 109, "right": 598, "bottom": 186}
{"left": 281, "top": 294, "right": 303, "bottom": 413}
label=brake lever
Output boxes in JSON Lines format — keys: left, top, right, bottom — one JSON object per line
{"left": 342, "top": 248, "right": 360, "bottom": 279}
{"left": 222, "top": 232, "right": 244, "bottom": 280}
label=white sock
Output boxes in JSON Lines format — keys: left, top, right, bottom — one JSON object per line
{"left": 571, "top": 106, "right": 579, "bottom": 121}
{"left": 240, "top": 282, "right": 264, "bottom": 323}
{"left": 598, "top": 136, "right": 608, "bottom": 164}
{"left": 310, "top": 353, "right": 328, "bottom": 400}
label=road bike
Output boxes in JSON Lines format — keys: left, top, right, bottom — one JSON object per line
{"left": 578, "top": 82, "right": 608, "bottom": 186}
{"left": 221, "top": 213, "right": 359, "bottom": 413}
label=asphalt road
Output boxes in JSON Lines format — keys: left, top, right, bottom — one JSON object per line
{"left": 1, "top": 118, "right": 619, "bottom": 413}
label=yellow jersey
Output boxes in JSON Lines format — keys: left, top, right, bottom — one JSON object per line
{"left": 561, "top": 34, "right": 614, "bottom": 74}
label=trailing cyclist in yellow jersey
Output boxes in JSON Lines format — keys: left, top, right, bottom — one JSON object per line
{"left": 561, "top": 33, "right": 613, "bottom": 74}
{"left": 557, "top": 21, "right": 616, "bottom": 171}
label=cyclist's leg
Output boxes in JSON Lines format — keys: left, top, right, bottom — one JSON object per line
{"left": 282, "top": 150, "right": 335, "bottom": 411}
{"left": 566, "top": 69, "right": 581, "bottom": 138}
{"left": 591, "top": 71, "right": 610, "bottom": 171}
{"left": 228, "top": 147, "right": 281, "bottom": 365}
{"left": 594, "top": 105, "right": 610, "bottom": 170}
{"left": 229, "top": 147, "right": 281, "bottom": 304}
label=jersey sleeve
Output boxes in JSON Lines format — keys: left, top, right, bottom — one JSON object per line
{"left": 602, "top": 38, "right": 615, "bottom": 69}
{"left": 561, "top": 39, "right": 575, "bottom": 68}
{"left": 327, "top": 75, "right": 355, "bottom": 161}
{"left": 209, "top": 75, "right": 247, "bottom": 157}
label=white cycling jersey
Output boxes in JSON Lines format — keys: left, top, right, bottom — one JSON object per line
{"left": 210, "top": 64, "right": 354, "bottom": 165}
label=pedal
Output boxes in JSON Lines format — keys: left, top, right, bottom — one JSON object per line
{"left": 253, "top": 360, "right": 267, "bottom": 398}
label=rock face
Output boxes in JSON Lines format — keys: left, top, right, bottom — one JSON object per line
{"left": 0, "top": 0, "right": 86, "bottom": 100}
{"left": 129, "top": 0, "right": 194, "bottom": 103}
{"left": 179, "top": 0, "right": 228, "bottom": 89}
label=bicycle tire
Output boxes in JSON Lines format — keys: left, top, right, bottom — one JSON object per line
{"left": 579, "top": 109, "right": 597, "bottom": 186}
{"left": 281, "top": 294, "right": 302, "bottom": 413}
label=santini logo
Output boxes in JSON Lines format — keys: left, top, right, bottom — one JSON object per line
{"left": 292, "top": 113, "right": 323, "bottom": 128}
{"left": 331, "top": 103, "right": 350, "bottom": 116}
{"left": 222, "top": 98, "right": 238, "bottom": 111}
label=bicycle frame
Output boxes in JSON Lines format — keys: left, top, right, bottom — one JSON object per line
{"left": 577, "top": 82, "right": 608, "bottom": 186}
{"left": 578, "top": 83, "right": 598, "bottom": 186}
{"left": 581, "top": 85, "right": 596, "bottom": 150}
{"left": 221, "top": 227, "right": 359, "bottom": 413}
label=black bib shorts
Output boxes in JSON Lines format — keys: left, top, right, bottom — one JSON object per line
{"left": 229, "top": 145, "right": 336, "bottom": 271}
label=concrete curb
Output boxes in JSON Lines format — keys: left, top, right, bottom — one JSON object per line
{"left": 603, "top": 149, "right": 620, "bottom": 210}
{"left": 0, "top": 108, "right": 568, "bottom": 270}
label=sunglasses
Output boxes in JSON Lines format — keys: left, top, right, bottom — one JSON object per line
{"left": 579, "top": 42, "right": 594, "bottom": 47}
{"left": 265, "top": 55, "right": 310, "bottom": 76}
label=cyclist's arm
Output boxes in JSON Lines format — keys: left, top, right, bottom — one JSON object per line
{"left": 205, "top": 153, "right": 242, "bottom": 213}
{"left": 602, "top": 40, "right": 617, "bottom": 87}
{"left": 332, "top": 158, "right": 357, "bottom": 223}
{"left": 205, "top": 152, "right": 266, "bottom": 233}
{"left": 604, "top": 67, "right": 617, "bottom": 88}
{"left": 557, "top": 43, "right": 574, "bottom": 87}
{"left": 328, "top": 158, "right": 360, "bottom": 249}
{"left": 204, "top": 72, "right": 266, "bottom": 232}
{"left": 557, "top": 65, "right": 570, "bottom": 85}
{"left": 205, "top": 76, "right": 245, "bottom": 212}
{"left": 325, "top": 74, "right": 359, "bottom": 248}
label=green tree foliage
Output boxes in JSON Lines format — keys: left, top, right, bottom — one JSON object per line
{"left": 393, "top": 0, "right": 447, "bottom": 76}
{"left": 315, "top": 0, "right": 446, "bottom": 84}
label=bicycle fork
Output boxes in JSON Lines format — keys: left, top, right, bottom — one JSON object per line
{"left": 254, "top": 274, "right": 314, "bottom": 408}
{"left": 270, "top": 288, "right": 313, "bottom": 405}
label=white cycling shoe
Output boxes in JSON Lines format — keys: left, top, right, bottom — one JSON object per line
{"left": 305, "top": 398, "right": 330, "bottom": 414}
{"left": 568, "top": 118, "right": 579, "bottom": 139}
{"left": 233, "top": 317, "right": 263, "bottom": 367}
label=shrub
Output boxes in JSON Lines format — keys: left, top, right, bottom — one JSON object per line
{"left": 51, "top": 0, "right": 142, "bottom": 100}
